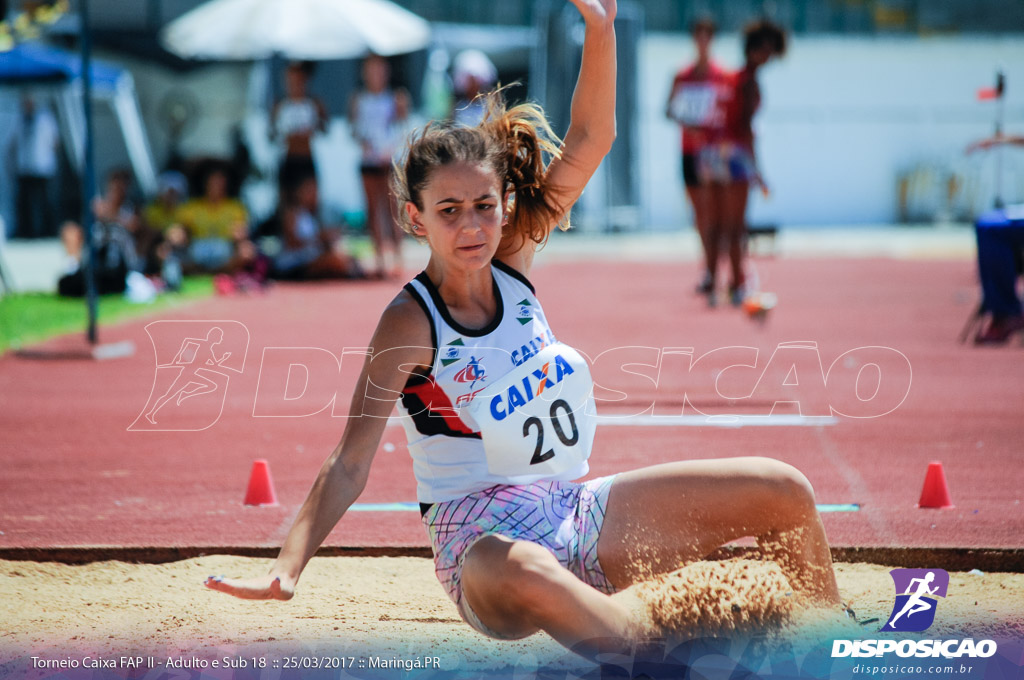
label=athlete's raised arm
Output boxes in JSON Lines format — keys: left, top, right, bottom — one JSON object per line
{"left": 544, "top": 0, "right": 617, "bottom": 223}
{"left": 494, "top": 0, "right": 616, "bottom": 276}
{"left": 205, "top": 295, "right": 432, "bottom": 600}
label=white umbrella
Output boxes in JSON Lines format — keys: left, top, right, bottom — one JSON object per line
{"left": 161, "top": 0, "right": 431, "bottom": 60}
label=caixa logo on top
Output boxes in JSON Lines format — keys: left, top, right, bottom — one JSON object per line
{"left": 832, "top": 568, "right": 998, "bottom": 660}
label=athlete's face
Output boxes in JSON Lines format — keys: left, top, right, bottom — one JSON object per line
{"left": 406, "top": 161, "right": 505, "bottom": 271}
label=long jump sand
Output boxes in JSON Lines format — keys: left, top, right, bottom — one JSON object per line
{"left": 2, "top": 556, "right": 1022, "bottom": 674}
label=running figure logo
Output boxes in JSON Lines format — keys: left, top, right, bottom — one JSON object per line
{"left": 880, "top": 568, "right": 949, "bottom": 632}
{"left": 453, "top": 356, "right": 486, "bottom": 388}
{"left": 130, "top": 321, "right": 249, "bottom": 431}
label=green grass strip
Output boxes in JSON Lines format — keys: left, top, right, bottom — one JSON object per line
{"left": 0, "top": 276, "right": 214, "bottom": 355}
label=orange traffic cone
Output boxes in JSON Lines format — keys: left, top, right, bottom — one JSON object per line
{"left": 917, "top": 461, "right": 954, "bottom": 509}
{"left": 243, "top": 459, "right": 278, "bottom": 506}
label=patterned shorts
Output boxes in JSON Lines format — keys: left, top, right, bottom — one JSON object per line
{"left": 421, "top": 476, "right": 619, "bottom": 639}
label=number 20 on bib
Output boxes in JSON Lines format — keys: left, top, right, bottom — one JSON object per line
{"left": 468, "top": 344, "right": 597, "bottom": 478}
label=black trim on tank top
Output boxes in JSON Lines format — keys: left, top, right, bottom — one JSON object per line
{"left": 491, "top": 258, "right": 536, "bottom": 294}
{"left": 413, "top": 270, "right": 504, "bottom": 338}
{"left": 402, "top": 282, "right": 437, "bottom": 375}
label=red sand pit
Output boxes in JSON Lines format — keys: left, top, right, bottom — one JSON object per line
{"left": 1, "top": 256, "right": 1022, "bottom": 566}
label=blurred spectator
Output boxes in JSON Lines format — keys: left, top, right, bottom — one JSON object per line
{"left": 666, "top": 17, "right": 731, "bottom": 299}
{"left": 177, "top": 164, "right": 249, "bottom": 273}
{"left": 349, "top": 54, "right": 410, "bottom": 278}
{"left": 274, "top": 175, "right": 363, "bottom": 280}
{"left": 142, "top": 170, "right": 188, "bottom": 288}
{"left": 703, "top": 19, "right": 786, "bottom": 307}
{"left": 219, "top": 235, "right": 271, "bottom": 294}
{"left": 94, "top": 168, "right": 163, "bottom": 276}
{"left": 9, "top": 95, "right": 60, "bottom": 239}
{"left": 271, "top": 61, "right": 327, "bottom": 193}
{"left": 142, "top": 170, "right": 187, "bottom": 233}
{"left": 57, "top": 168, "right": 142, "bottom": 297}
{"left": 452, "top": 49, "right": 497, "bottom": 127}
{"left": 91, "top": 167, "right": 138, "bottom": 233}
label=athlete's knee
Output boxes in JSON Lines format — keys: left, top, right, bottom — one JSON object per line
{"left": 750, "top": 457, "right": 817, "bottom": 516}
{"left": 466, "top": 538, "right": 567, "bottom": 620}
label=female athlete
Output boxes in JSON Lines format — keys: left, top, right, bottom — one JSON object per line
{"left": 206, "top": 0, "right": 839, "bottom": 658}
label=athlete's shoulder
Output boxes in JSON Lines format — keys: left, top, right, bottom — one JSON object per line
{"left": 374, "top": 288, "right": 434, "bottom": 351}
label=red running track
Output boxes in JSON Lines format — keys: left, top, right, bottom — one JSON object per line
{"left": 1, "top": 256, "right": 1022, "bottom": 556}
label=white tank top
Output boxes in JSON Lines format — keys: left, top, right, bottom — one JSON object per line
{"left": 398, "top": 261, "right": 594, "bottom": 503}
{"left": 275, "top": 98, "right": 319, "bottom": 137}
{"left": 353, "top": 90, "right": 400, "bottom": 166}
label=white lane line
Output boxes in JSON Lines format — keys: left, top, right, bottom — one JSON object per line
{"left": 595, "top": 414, "right": 839, "bottom": 428}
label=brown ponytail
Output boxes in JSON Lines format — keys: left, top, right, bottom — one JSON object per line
{"left": 392, "top": 89, "right": 568, "bottom": 249}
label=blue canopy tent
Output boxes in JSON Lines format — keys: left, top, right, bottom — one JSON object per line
{"left": 0, "top": 41, "right": 121, "bottom": 85}
{"left": 0, "top": 41, "right": 156, "bottom": 195}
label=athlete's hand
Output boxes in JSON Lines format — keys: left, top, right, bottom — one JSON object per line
{"left": 568, "top": 0, "right": 616, "bottom": 24}
{"left": 755, "top": 172, "right": 771, "bottom": 199}
{"left": 204, "top": 573, "right": 295, "bottom": 601}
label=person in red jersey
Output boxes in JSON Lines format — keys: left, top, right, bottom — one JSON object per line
{"left": 666, "top": 16, "right": 731, "bottom": 298}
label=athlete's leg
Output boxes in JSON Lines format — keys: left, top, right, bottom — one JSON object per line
{"left": 686, "top": 183, "right": 714, "bottom": 281}
{"left": 361, "top": 170, "right": 388, "bottom": 276}
{"left": 704, "top": 184, "right": 726, "bottom": 296}
{"left": 721, "top": 181, "right": 749, "bottom": 292}
{"left": 460, "top": 535, "right": 634, "bottom": 656}
{"left": 597, "top": 457, "right": 840, "bottom": 605}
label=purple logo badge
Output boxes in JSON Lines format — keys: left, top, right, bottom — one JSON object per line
{"left": 880, "top": 568, "right": 949, "bottom": 632}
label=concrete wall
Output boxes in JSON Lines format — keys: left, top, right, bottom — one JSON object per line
{"left": 642, "top": 34, "right": 1024, "bottom": 228}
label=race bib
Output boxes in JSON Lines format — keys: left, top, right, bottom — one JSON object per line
{"left": 467, "top": 343, "right": 596, "bottom": 478}
{"left": 670, "top": 83, "right": 717, "bottom": 127}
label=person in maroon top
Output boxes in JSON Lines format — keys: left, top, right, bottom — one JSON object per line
{"left": 666, "top": 17, "right": 731, "bottom": 296}
{"left": 710, "top": 19, "right": 786, "bottom": 307}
